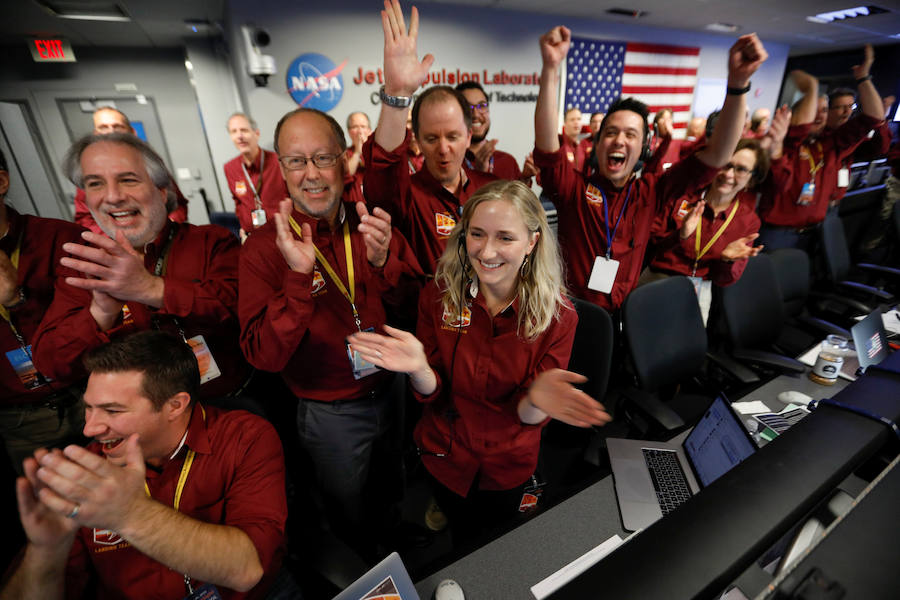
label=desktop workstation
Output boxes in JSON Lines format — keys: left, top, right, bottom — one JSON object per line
{"left": 414, "top": 353, "right": 899, "bottom": 599}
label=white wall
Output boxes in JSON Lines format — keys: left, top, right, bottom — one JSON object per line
{"left": 225, "top": 0, "right": 789, "bottom": 168}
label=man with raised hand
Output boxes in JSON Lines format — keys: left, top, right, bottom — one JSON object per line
{"left": 33, "top": 133, "right": 248, "bottom": 400}
{"left": 363, "top": 0, "right": 497, "bottom": 275}
{"left": 757, "top": 46, "right": 887, "bottom": 251}
{"left": 534, "top": 26, "right": 767, "bottom": 311}
{"left": 1, "top": 331, "right": 286, "bottom": 600}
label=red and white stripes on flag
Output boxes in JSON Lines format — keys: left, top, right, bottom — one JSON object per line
{"left": 564, "top": 38, "right": 699, "bottom": 139}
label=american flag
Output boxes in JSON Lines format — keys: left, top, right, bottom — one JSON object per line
{"left": 866, "top": 332, "right": 883, "bottom": 359}
{"left": 565, "top": 38, "right": 700, "bottom": 138}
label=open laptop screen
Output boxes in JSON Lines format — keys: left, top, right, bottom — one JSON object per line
{"left": 683, "top": 396, "right": 757, "bottom": 487}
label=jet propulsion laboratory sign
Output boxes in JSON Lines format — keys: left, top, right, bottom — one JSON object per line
{"left": 286, "top": 53, "right": 347, "bottom": 112}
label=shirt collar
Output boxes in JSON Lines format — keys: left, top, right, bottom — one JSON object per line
{"left": 181, "top": 403, "right": 212, "bottom": 456}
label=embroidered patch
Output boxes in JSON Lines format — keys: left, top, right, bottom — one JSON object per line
{"left": 441, "top": 305, "right": 471, "bottom": 329}
{"left": 435, "top": 212, "right": 456, "bottom": 238}
{"left": 93, "top": 529, "right": 123, "bottom": 546}
{"left": 311, "top": 267, "right": 326, "bottom": 295}
{"left": 585, "top": 183, "right": 604, "bottom": 206}
{"left": 676, "top": 199, "right": 691, "bottom": 219}
{"left": 235, "top": 180, "right": 247, "bottom": 196}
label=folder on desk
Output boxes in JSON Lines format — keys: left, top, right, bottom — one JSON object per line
{"left": 333, "top": 552, "right": 420, "bottom": 600}
{"left": 607, "top": 395, "right": 757, "bottom": 532}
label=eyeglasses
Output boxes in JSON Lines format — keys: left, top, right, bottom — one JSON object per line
{"left": 723, "top": 163, "right": 752, "bottom": 176}
{"left": 278, "top": 153, "right": 340, "bottom": 171}
{"left": 468, "top": 102, "right": 489, "bottom": 112}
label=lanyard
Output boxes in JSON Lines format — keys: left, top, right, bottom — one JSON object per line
{"left": 693, "top": 199, "right": 740, "bottom": 276}
{"left": 464, "top": 155, "right": 494, "bottom": 173}
{"left": 600, "top": 181, "right": 633, "bottom": 259}
{"left": 240, "top": 152, "right": 265, "bottom": 211}
{"left": 288, "top": 215, "right": 362, "bottom": 330}
{"left": 142, "top": 405, "right": 205, "bottom": 511}
{"left": 804, "top": 141, "right": 824, "bottom": 180}
{"left": 152, "top": 225, "right": 178, "bottom": 277}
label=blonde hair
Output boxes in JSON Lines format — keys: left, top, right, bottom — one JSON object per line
{"left": 434, "top": 180, "right": 569, "bottom": 341}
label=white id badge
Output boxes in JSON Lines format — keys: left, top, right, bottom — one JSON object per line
{"left": 587, "top": 256, "right": 619, "bottom": 294}
{"left": 251, "top": 209, "right": 267, "bottom": 227}
{"left": 186, "top": 335, "right": 221, "bottom": 384}
{"left": 688, "top": 276, "right": 713, "bottom": 325}
{"left": 837, "top": 168, "right": 850, "bottom": 188}
{"left": 347, "top": 327, "right": 380, "bottom": 380}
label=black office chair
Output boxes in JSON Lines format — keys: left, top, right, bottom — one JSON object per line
{"left": 716, "top": 254, "right": 806, "bottom": 375}
{"left": 819, "top": 214, "right": 898, "bottom": 307}
{"left": 542, "top": 297, "right": 617, "bottom": 472}
{"left": 620, "top": 276, "right": 714, "bottom": 436}
{"left": 209, "top": 211, "right": 242, "bottom": 239}
{"left": 769, "top": 248, "right": 851, "bottom": 356}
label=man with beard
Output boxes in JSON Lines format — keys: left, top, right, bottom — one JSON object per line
{"left": 455, "top": 81, "right": 522, "bottom": 181}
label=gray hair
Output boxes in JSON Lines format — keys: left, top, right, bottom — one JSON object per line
{"left": 227, "top": 112, "right": 258, "bottom": 131}
{"left": 63, "top": 133, "right": 177, "bottom": 213}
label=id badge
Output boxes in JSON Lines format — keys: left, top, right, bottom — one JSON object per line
{"left": 251, "top": 209, "right": 266, "bottom": 227}
{"left": 837, "top": 167, "right": 849, "bottom": 188}
{"left": 587, "top": 256, "right": 619, "bottom": 294}
{"left": 687, "top": 276, "right": 713, "bottom": 325}
{"left": 347, "top": 327, "right": 380, "bottom": 380}
{"left": 797, "top": 182, "right": 815, "bottom": 206}
{"left": 518, "top": 476, "right": 545, "bottom": 513}
{"left": 186, "top": 335, "right": 221, "bottom": 384}
{"left": 5, "top": 346, "right": 49, "bottom": 390}
{"left": 182, "top": 583, "right": 223, "bottom": 600}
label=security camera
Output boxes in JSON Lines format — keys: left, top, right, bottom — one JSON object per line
{"left": 241, "top": 25, "right": 276, "bottom": 87}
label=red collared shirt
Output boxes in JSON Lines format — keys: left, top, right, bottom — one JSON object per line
{"left": 760, "top": 115, "right": 884, "bottom": 227}
{"left": 364, "top": 131, "right": 498, "bottom": 275}
{"left": 649, "top": 188, "right": 760, "bottom": 286}
{"left": 33, "top": 221, "right": 248, "bottom": 398}
{"left": 64, "top": 404, "right": 287, "bottom": 600}
{"left": 412, "top": 282, "right": 577, "bottom": 496}
{"left": 533, "top": 145, "right": 717, "bottom": 311}
{"left": 74, "top": 182, "right": 188, "bottom": 234}
{"left": 0, "top": 209, "right": 85, "bottom": 406}
{"left": 464, "top": 148, "right": 522, "bottom": 181}
{"left": 238, "top": 202, "right": 423, "bottom": 401}
{"left": 223, "top": 149, "right": 288, "bottom": 233}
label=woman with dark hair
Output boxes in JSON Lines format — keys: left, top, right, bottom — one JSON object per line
{"left": 349, "top": 180, "right": 610, "bottom": 542}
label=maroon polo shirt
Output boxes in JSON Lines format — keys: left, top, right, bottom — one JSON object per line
{"left": 238, "top": 201, "right": 423, "bottom": 402}
{"left": 760, "top": 115, "right": 883, "bottom": 228}
{"left": 363, "top": 131, "right": 497, "bottom": 275}
{"left": 534, "top": 145, "right": 717, "bottom": 311}
{"left": 464, "top": 148, "right": 522, "bottom": 181}
{"left": 412, "top": 282, "right": 577, "bottom": 496}
{"left": 64, "top": 404, "right": 287, "bottom": 600}
{"left": 33, "top": 221, "right": 248, "bottom": 399}
{"left": 74, "top": 182, "right": 188, "bottom": 234}
{"left": 649, "top": 188, "right": 760, "bottom": 286}
{"left": 223, "top": 149, "right": 288, "bottom": 233}
{"left": 0, "top": 209, "right": 84, "bottom": 405}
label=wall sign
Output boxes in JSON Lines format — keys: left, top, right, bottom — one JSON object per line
{"left": 285, "top": 53, "right": 346, "bottom": 112}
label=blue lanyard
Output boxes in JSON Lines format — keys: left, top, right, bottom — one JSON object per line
{"left": 601, "top": 181, "right": 632, "bottom": 259}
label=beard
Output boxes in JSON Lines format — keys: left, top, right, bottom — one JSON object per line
{"left": 470, "top": 123, "right": 490, "bottom": 145}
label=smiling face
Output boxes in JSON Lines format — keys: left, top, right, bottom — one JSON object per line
{"left": 81, "top": 141, "right": 168, "bottom": 249}
{"left": 228, "top": 115, "right": 261, "bottom": 161}
{"left": 810, "top": 96, "right": 829, "bottom": 135}
{"left": 347, "top": 112, "right": 372, "bottom": 145}
{"left": 827, "top": 94, "right": 855, "bottom": 129}
{"left": 466, "top": 199, "right": 538, "bottom": 302}
{"left": 595, "top": 110, "right": 646, "bottom": 187}
{"left": 82, "top": 371, "right": 174, "bottom": 466}
{"left": 277, "top": 112, "right": 345, "bottom": 222}
{"left": 461, "top": 87, "right": 490, "bottom": 144}
{"left": 418, "top": 98, "right": 472, "bottom": 190}
{"left": 712, "top": 148, "right": 757, "bottom": 199}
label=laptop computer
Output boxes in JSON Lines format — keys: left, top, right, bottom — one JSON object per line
{"left": 849, "top": 309, "right": 892, "bottom": 374}
{"left": 608, "top": 394, "right": 757, "bottom": 531}
{"left": 333, "top": 552, "right": 420, "bottom": 600}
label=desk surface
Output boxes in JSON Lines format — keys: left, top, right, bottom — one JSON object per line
{"left": 414, "top": 373, "right": 850, "bottom": 600}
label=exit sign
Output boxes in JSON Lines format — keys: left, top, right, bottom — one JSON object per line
{"left": 29, "top": 38, "right": 76, "bottom": 62}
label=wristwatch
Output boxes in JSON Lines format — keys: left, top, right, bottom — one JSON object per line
{"left": 379, "top": 85, "right": 412, "bottom": 108}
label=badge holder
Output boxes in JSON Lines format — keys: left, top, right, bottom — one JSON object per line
{"left": 587, "top": 256, "right": 619, "bottom": 294}
{"left": 251, "top": 208, "right": 267, "bottom": 227}
{"left": 797, "top": 182, "right": 815, "bottom": 206}
{"left": 186, "top": 335, "right": 222, "bottom": 384}
{"left": 518, "top": 475, "right": 545, "bottom": 513}
{"left": 348, "top": 326, "right": 380, "bottom": 380}
{"left": 837, "top": 167, "right": 849, "bottom": 189}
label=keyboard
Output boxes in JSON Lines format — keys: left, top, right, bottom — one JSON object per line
{"left": 642, "top": 448, "right": 692, "bottom": 515}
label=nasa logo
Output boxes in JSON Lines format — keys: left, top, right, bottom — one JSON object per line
{"left": 286, "top": 53, "right": 347, "bottom": 112}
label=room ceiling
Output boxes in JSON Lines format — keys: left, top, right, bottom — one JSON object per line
{"left": 0, "top": 0, "right": 897, "bottom": 55}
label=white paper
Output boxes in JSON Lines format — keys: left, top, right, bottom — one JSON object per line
{"left": 837, "top": 167, "right": 849, "bottom": 188}
{"left": 732, "top": 400, "right": 771, "bottom": 415}
{"left": 531, "top": 535, "right": 624, "bottom": 599}
{"left": 587, "top": 256, "right": 619, "bottom": 294}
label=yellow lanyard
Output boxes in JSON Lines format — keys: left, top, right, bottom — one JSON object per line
{"left": 0, "top": 231, "right": 23, "bottom": 325}
{"left": 288, "top": 215, "right": 361, "bottom": 329}
{"left": 694, "top": 199, "right": 740, "bottom": 275}
{"left": 804, "top": 141, "right": 824, "bottom": 179}
{"left": 143, "top": 406, "right": 204, "bottom": 512}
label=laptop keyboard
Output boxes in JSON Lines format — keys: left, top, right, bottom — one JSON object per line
{"left": 642, "top": 448, "right": 692, "bottom": 515}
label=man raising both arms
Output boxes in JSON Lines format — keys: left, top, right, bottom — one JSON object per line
{"left": 533, "top": 26, "right": 767, "bottom": 311}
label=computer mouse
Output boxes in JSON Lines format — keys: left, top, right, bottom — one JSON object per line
{"left": 433, "top": 579, "right": 465, "bottom": 600}
{"left": 776, "top": 390, "right": 813, "bottom": 406}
